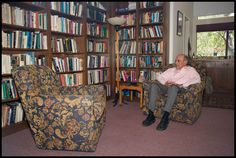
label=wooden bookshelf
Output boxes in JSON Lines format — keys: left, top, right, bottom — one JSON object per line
{"left": 109, "top": 2, "right": 167, "bottom": 95}
{"left": 1, "top": 2, "right": 50, "bottom": 137}
{"left": 85, "top": 2, "right": 111, "bottom": 97}
{"left": 138, "top": 2, "right": 166, "bottom": 81}
{"left": 50, "top": 2, "right": 85, "bottom": 87}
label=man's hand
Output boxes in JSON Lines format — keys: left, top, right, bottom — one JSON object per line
{"left": 165, "top": 81, "right": 174, "bottom": 87}
{"left": 165, "top": 81, "right": 182, "bottom": 87}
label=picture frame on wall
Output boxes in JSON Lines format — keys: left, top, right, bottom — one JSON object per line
{"left": 177, "top": 10, "right": 183, "bottom": 36}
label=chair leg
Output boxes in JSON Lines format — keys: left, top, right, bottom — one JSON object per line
{"left": 119, "top": 90, "right": 122, "bottom": 105}
{"left": 130, "top": 90, "right": 133, "bottom": 101}
{"left": 113, "top": 92, "right": 119, "bottom": 107}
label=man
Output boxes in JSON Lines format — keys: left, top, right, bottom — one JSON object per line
{"left": 142, "top": 53, "right": 201, "bottom": 131}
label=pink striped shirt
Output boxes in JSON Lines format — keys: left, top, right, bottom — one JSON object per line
{"left": 157, "top": 66, "right": 201, "bottom": 88}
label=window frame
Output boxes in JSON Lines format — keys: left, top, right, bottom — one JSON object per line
{"left": 196, "top": 22, "right": 234, "bottom": 58}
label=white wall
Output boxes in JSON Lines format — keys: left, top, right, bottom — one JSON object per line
{"left": 193, "top": 2, "right": 234, "bottom": 17}
{"left": 169, "top": 2, "right": 234, "bottom": 61}
{"left": 191, "top": 2, "right": 234, "bottom": 54}
{"left": 168, "top": 2, "right": 193, "bottom": 63}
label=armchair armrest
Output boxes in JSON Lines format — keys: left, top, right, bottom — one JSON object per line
{"left": 177, "top": 82, "right": 204, "bottom": 111}
{"left": 185, "top": 82, "right": 204, "bottom": 95}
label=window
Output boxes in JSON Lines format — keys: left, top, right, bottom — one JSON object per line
{"left": 196, "top": 23, "right": 234, "bottom": 58}
{"left": 227, "top": 30, "right": 234, "bottom": 57}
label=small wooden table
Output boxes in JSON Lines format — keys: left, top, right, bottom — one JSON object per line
{"left": 119, "top": 83, "right": 143, "bottom": 108}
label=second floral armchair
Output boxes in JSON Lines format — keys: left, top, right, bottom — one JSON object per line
{"left": 12, "top": 65, "right": 106, "bottom": 152}
{"left": 142, "top": 60, "right": 207, "bottom": 124}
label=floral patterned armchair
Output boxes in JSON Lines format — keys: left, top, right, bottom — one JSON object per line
{"left": 142, "top": 60, "right": 207, "bottom": 124}
{"left": 12, "top": 65, "right": 106, "bottom": 151}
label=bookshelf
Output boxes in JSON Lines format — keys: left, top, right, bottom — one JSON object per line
{"left": 1, "top": 1, "right": 111, "bottom": 136}
{"left": 50, "top": 2, "right": 85, "bottom": 86}
{"left": 110, "top": 2, "right": 167, "bottom": 96}
{"left": 1, "top": 2, "right": 50, "bottom": 135}
{"left": 85, "top": 2, "right": 111, "bottom": 97}
{"left": 138, "top": 2, "right": 166, "bottom": 81}
{"left": 116, "top": 8, "right": 138, "bottom": 83}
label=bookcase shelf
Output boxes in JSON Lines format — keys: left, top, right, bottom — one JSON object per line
{"left": 2, "top": 23, "right": 47, "bottom": 32}
{"left": 7, "top": 2, "right": 47, "bottom": 11}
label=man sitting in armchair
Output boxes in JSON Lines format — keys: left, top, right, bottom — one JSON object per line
{"left": 142, "top": 53, "right": 201, "bottom": 131}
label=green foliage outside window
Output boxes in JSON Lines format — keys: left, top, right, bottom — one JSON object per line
{"left": 196, "top": 30, "right": 234, "bottom": 57}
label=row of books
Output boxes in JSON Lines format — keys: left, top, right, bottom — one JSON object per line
{"left": 141, "top": 41, "right": 162, "bottom": 54}
{"left": 87, "top": 8, "right": 106, "bottom": 22}
{"left": 50, "top": 2, "right": 83, "bottom": 17}
{"left": 139, "top": 25, "right": 163, "bottom": 38}
{"left": 139, "top": 2, "right": 163, "bottom": 8}
{"left": 86, "top": 2, "right": 106, "bottom": 11}
{"left": 88, "top": 69, "right": 108, "bottom": 84}
{"left": 2, "top": 78, "right": 17, "bottom": 100}
{"left": 115, "top": 2, "right": 136, "bottom": 13}
{"left": 51, "top": 15, "right": 83, "bottom": 35}
{"left": 119, "top": 14, "right": 136, "bottom": 26}
{"left": 11, "top": 53, "right": 45, "bottom": 69}
{"left": 115, "top": 8, "right": 130, "bottom": 13}
{"left": 139, "top": 56, "right": 163, "bottom": 68}
{"left": 2, "top": 30, "right": 47, "bottom": 50}
{"left": 87, "top": 23, "right": 108, "bottom": 38}
{"left": 87, "top": 40, "right": 107, "bottom": 52}
{"left": 139, "top": 70, "right": 161, "bottom": 81}
{"left": 2, "top": 3, "right": 47, "bottom": 30}
{"left": 120, "top": 70, "right": 137, "bottom": 82}
{"left": 128, "top": 2, "right": 136, "bottom": 10}
{"left": 140, "top": 11, "right": 163, "bottom": 24}
{"left": 87, "top": 55, "right": 109, "bottom": 68}
{"left": 119, "top": 41, "right": 136, "bottom": 54}
{"left": 58, "top": 73, "right": 83, "bottom": 86}
{"left": 2, "top": 102, "right": 24, "bottom": 127}
{"left": 104, "top": 84, "right": 111, "bottom": 97}
{"left": 120, "top": 56, "right": 136, "bottom": 67}
{"left": 119, "top": 28, "right": 136, "bottom": 40}
{"left": 32, "top": 2, "right": 47, "bottom": 6}
{"left": 51, "top": 37, "right": 78, "bottom": 53}
{"left": 52, "top": 57, "right": 83, "bottom": 72}
{"left": 2, "top": 52, "right": 45, "bottom": 74}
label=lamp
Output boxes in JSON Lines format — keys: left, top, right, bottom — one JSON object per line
{"left": 107, "top": 17, "right": 126, "bottom": 106}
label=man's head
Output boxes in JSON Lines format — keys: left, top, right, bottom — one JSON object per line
{"left": 175, "top": 53, "right": 188, "bottom": 70}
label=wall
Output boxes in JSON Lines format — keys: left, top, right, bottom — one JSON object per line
{"left": 193, "top": 2, "right": 234, "bottom": 17}
{"left": 169, "top": 2, "right": 234, "bottom": 63}
{"left": 191, "top": 2, "right": 234, "bottom": 54}
{"left": 168, "top": 2, "right": 193, "bottom": 63}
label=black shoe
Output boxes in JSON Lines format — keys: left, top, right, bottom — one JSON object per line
{"left": 156, "top": 119, "right": 169, "bottom": 131}
{"left": 142, "top": 110, "right": 156, "bottom": 126}
{"left": 156, "top": 111, "right": 169, "bottom": 131}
